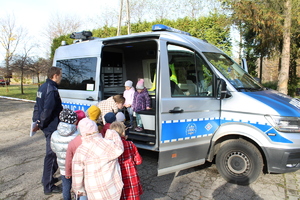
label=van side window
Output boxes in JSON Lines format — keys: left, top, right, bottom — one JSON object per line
{"left": 168, "top": 44, "right": 213, "bottom": 97}
{"left": 56, "top": 57, "right": 97, "bottom": 91}
{"left": 195, "top": 54, "right": 213, "bottom": 96}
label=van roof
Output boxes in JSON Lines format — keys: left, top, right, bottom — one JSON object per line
{"left": 96, "top": 30, "right": 221, "bottom": 52}
{"left": 54, "top": 25, "right": 223, "bottom": 60}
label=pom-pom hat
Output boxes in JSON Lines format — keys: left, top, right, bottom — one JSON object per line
{"left": 136, "top": 79, "right": 144, "bottom": 90}
{"left": 59, "top": 108, "right": 77, "bottom": 124}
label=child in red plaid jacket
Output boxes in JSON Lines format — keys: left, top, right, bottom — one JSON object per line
{"left": 110, "top": 121, "right": 143, "bottom": 200}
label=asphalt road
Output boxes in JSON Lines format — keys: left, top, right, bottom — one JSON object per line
{"left": 0, "top": 97, "right": 300, "bottom": 200}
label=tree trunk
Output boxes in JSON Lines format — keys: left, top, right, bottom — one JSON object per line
{"left": 126, "top": 0, "right": 131, "bottom": 34}
{"left": 37, "top": 73, "right": 40, "bottom": 88}
{"left": 21, "top": 69, "right": 24, "bottom": 94}
{"left": 5, "top": 58, "right": 9, "bottom": 92}
{"left": 277, "top": 0, "right": 291, "bottom": 94}
{"left": 259, "top": 52, "right": 263, "bottom": 84}
{"left": 117, "top": 0, "right": 123, "bottom": 36}
{"left": 238, "top": 25, "right": 242, "bottom": 64}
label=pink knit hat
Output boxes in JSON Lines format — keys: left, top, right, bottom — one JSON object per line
{"left": 75, "top": 110, "right": 86, "bottom": 123}
{"left": 136, "top": 79, "right": 144, "bottom": 89}
{"left": 78, "top": 118, "right": 98, "bottom": 137}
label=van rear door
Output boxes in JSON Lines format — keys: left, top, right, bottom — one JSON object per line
{"left": 157, "top": 42, "right": 221, "bottom": 175}
{"left": 54, "top": 40, "right": 103, "bottom": 111}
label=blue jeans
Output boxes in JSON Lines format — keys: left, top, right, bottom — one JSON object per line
{"left": 127, "top": 107, "right": 134, "bottom": 126}
{"left": 75, "top": 193, "right": 88, "bottom": 200}
{"left": 136, "top": 113, "right": 143, "bottom": 128}
{"left": 61, "top": 175, "right": 72, "bottom": 200}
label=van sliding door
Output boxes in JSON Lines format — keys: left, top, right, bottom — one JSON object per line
{"left": 158, "top": 43, "right": 221, "bottom": 175}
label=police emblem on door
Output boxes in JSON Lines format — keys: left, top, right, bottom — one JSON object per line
{"left": 186, "top": 123, "right": 197, "bottom": 135}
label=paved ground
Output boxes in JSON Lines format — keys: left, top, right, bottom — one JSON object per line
{"left": 0, "top": 97, "right": 300, "bottom": 200}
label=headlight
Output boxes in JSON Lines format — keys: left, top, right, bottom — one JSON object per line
{"left": 265, "top": 115, "right": 300, "bottom": 133}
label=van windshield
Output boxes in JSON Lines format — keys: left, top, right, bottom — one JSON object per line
{"left": 203, "top": 52, "right": 263, "bottom": 91}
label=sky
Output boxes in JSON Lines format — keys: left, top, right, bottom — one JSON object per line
{"left": 0, "top": 0, "right": 121, "bottom": 60}
{"left": 0, "top": 0, "right": 120, "bottom": 32}
{"left": 0, "top": 0, "right": 240, "bottom": 62}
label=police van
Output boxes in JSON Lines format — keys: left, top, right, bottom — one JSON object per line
{"left": 53, "top": 24, "right": 300, "bottom": 185}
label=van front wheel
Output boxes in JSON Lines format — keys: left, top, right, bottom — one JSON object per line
{"left": 216, "top": 139, "right": 263, "bottom": 185}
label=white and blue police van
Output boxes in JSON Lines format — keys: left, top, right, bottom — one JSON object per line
{"left": 53, "top": 24, "right": 300, "bottom": 185}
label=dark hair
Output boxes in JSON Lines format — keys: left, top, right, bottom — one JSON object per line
{"left": 113, "top": 94, "right": 125, "bottom": 104}
{"left": 47, "top": 67, "right": 61, "bottom": 79}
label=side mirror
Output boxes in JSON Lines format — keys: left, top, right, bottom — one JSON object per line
{"left": 217, "top": 78, "right": 227, "bottom": 100}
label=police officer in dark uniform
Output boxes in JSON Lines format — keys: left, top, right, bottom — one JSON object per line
{"left": 32, "top": 67, "right": 63, "bottom": 195}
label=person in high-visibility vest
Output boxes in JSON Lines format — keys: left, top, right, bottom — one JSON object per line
{"left": 169, "top": 63, "right": 178, "bottom": 84}
{"left": 149, "top": 64, "right": 178, "bottom": 91}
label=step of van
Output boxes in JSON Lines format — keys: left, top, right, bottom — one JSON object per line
{"left": 128, "top": 130, "right": 156, "bottom": 145}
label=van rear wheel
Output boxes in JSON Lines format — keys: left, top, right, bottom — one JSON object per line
{"left": 216, "top": 139, "right": 263, "bottom": 185}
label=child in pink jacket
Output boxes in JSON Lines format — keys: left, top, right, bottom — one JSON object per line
{"left": 123, "top": 80, "right": 135, "bottom": 128}
{"left": 72, "top": 118, "right": 124, "bottom": 200}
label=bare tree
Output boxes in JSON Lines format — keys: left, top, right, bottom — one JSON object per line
{"left": 0, "top": 13, "right": 26, "bottom": 90}
{"left": 117, "top": 0, "right": 124, "bottom": 36}
{"left": 91, "top": 10, "right": 119, "bottom": 28}
{"left": 177, "top": 0, "right": 206, "bottom": 19}
{"left": 10, "top": 41, "right": 36, "bottom": 94}
{"left": 43, "top": 12, "right": 82, "bottom": 51}
{"left": 170, "top": 0, "right": 223, "bottom": 19}
{"left": 126, "top": 0, "right": 131, "bottom": 34}
{"left": 29, "top": 57, "right": 52, "bottom": 88}
{"left": 93, "top": 0, "right": 151, "bottom": 31}
{"left": 150, "top": 0, "right": 174, "bottom": 20}
{"left": 129, "top": 0, "right": 152, "bottom": 23}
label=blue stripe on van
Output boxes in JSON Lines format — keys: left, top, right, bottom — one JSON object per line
{"left": 161, "top": 118, "right": 219, "bottom": 143}
{"left": 62, "top": 102, "right": 91, "bottom": 112}
{"left": 161, "top": 117, "right": 292, "bottom": 144}
{"left": 242, "top": 90, "right": 300, "bottom": 117}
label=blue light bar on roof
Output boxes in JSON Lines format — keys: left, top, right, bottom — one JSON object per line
{"left": 152, "top": 24, "right": 191, "bottom": 36}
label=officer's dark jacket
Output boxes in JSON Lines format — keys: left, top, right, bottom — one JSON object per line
{"left": 33, "top": 78, "right": 63, "bottom": 135}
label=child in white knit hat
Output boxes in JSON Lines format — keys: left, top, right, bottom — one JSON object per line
{"left": 116, "top": 112, "right": 130, "bottom": 139}
{"left": 123, "top": 80, "right": 135, "bottom": 128}
{"left": 116, "top": 112, "right": 126, "bottom": 122}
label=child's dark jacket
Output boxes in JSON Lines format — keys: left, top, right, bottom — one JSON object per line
{"left": 132, "top": 88, "right": 151, "bottom": 112}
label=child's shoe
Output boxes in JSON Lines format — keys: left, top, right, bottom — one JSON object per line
{"left": 135, "top": 126, "right": 143, "bottom": 132}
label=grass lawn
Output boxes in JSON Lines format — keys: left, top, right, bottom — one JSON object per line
{"left": 0, "top": 84, "right": 38, "bottom": 101}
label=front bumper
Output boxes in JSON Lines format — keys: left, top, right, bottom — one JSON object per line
{"left": 264, "top": 147, "right": 300, "bottom": 173}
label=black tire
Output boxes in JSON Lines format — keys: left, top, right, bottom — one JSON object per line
{"left": 216, "top": 139, "right": 263, "bottom": 185}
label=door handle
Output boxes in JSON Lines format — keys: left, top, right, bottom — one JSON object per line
{"left": 86, "top": 96, "right": 94, "bottom": 101}
{"left": 169, "top": 107, "right": 183, "bottom": 113}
